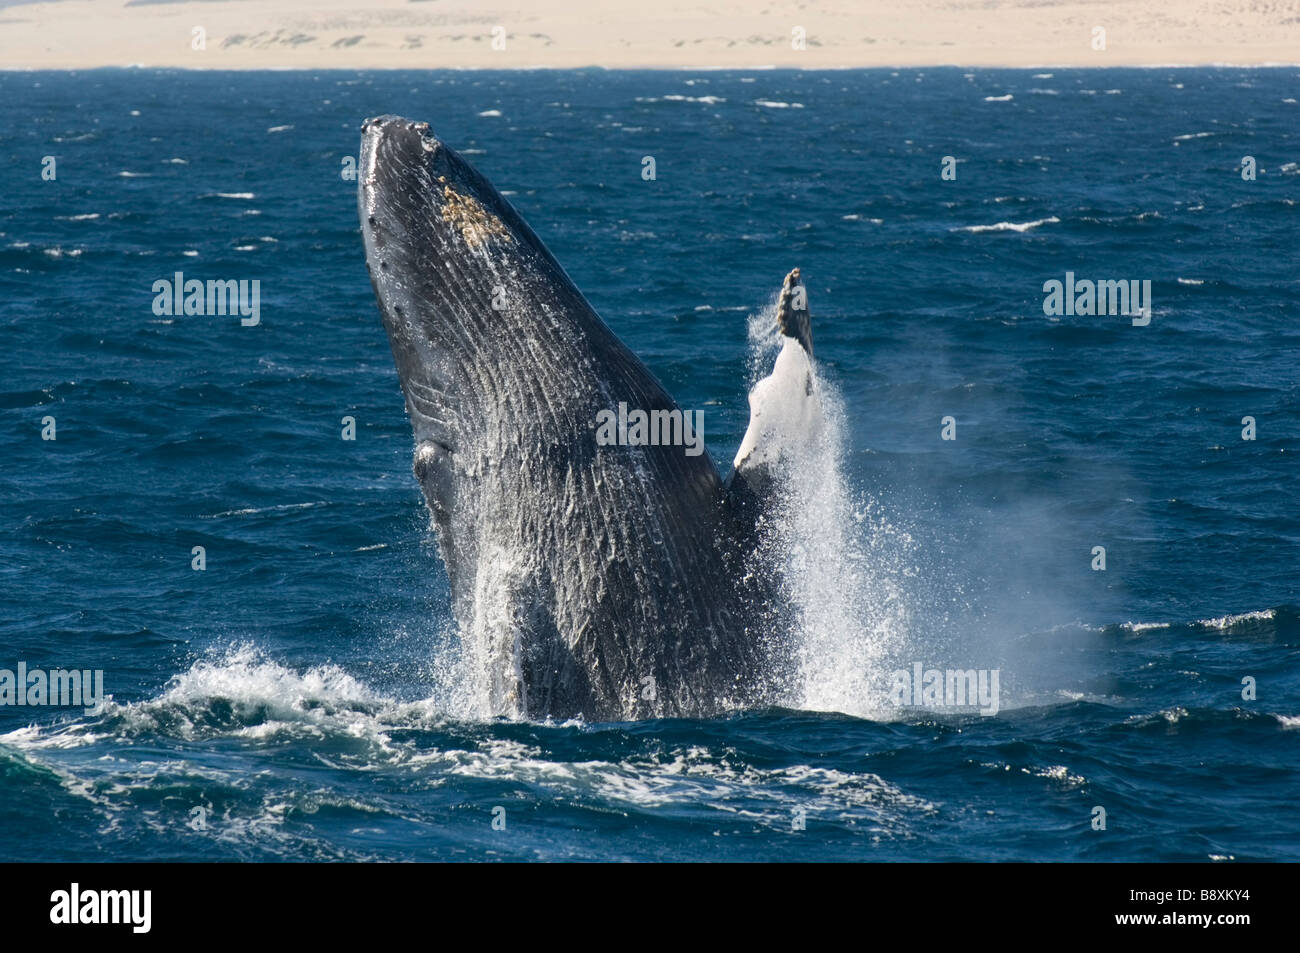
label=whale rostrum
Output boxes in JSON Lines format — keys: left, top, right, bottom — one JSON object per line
{"left": 358, "top": 115, "right": 816, "bottom": 720}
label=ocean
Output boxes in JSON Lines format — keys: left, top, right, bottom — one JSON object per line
{"left": 1, "top": 67, "right": 1296, "bottom": 861}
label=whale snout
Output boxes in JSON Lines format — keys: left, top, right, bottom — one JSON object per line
{"left": 360, "top": 115, "right": 440, "bottom": 154}
{"left": 359, "top": 115, "right": 444, "bottom": 205}
{"left": 357, "top": 114, "right": 449, "bottom": 274}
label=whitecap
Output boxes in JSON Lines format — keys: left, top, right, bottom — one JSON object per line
{"left": 1198, "top": 608, "right": 1275, "bottom": 629}
{"left": 953, "top": 215, "right": 1058, "bottom": 234}
{"left": 1120, "top": 621, "right": 1172, "bottom": 633}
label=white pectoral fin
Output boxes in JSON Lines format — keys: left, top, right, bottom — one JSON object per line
{"left": 732, "top": 268, "right": 820, "bottom": 480}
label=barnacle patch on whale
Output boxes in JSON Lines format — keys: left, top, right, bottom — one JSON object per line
{"left": 438, "top": 176, "right": 511, "bottom": 248}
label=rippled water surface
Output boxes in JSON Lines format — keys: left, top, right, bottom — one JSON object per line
{"left": 1, "top": 68, "right": 1297, "bottom": 860}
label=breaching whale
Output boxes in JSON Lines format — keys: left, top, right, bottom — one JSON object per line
{"left": 358, "top": 115, "right": 818, "bottom": 720}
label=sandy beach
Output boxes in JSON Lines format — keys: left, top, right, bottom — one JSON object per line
{"left": 1, "top": 0, "right": 1298, "bottom": 70}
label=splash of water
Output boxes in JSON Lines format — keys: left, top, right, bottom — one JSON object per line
{"left": 743, "top": 299, "right": 914, "bottom": 718}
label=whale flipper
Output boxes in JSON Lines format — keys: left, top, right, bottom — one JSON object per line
{"left": 359, "top": 116, "right": 814, "bottom": 720}
{"left": 730, "top": 268, "right": 821, "bottom": 502}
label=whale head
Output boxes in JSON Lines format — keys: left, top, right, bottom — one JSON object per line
{"left": 359, "top": 116, "right": 523, "bottom": 446}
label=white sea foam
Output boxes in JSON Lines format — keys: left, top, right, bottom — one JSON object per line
{"left": 202, "top": 501, "right": 328, "bottom": 519}
{"left": 1198, "top": 608, "right": 1275, "bottom": 629}
{"left": 954, "top": 216, "right": 1059, "bottom": 234}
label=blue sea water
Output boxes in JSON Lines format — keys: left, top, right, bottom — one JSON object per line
{"left": 1, "top": 68, "right": 1297, "bottom": 862}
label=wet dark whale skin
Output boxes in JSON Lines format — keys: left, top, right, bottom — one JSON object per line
{"left": 358, "top": 116, "right": 776, "bottom": 720}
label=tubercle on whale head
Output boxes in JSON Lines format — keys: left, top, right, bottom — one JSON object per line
{"left": 358, "top": 115, "right": 444, "bottom": 245}
{"left": 357, "top": 116, "right": 512, "bottom": 339}
{"left": 359, "top": 115, "right": 513, "bottom": 253}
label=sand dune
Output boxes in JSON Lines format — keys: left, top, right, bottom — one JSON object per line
{"left": 1, "top": 0, "right": 1298, "bottom": 69}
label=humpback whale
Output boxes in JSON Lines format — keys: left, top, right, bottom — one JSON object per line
{"left": 358, "top": 115, "right": 818, "bottom": 721}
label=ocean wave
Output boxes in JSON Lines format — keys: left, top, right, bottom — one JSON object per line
{"left": 1197, "top": 608, "right": 1276, "bottom": 630}
{"left": 1103, "top": 606, "right": 1291, "bottom": 638}
{"left": 953, "top": 216, "right": 1058, "bottom": 234}
{"left": 636, "top": 95, "right": 725, "bottom": 104}
{"left": 0, "top": 646, "right": 938, "bottom": 832}
{"left": 1, "top": 645, "right": 393, "bottom": 751}
{"left": 201, "top": 501, "right": 330, "bottom": 519}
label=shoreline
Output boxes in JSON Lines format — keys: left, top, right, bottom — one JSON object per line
{"left": 3, "top": 0, "right": 1299, "bottom": 72}
{"left": 3, "top": 62, "right": 1299, "bottom": 73}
